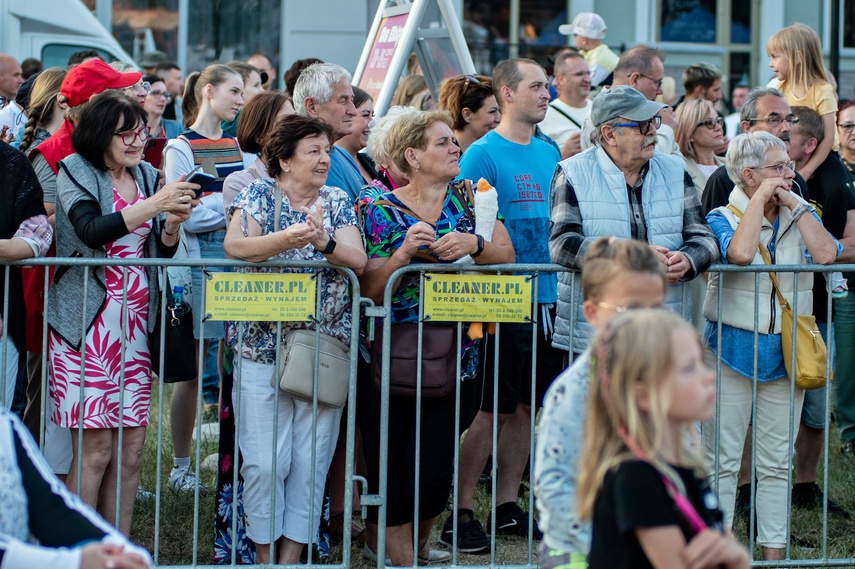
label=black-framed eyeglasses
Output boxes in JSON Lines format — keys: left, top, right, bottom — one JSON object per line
{"left": 114, "top": 126, "right": 151, "bottom": 146}
{"left": 746, "top": 114, "right": 799, "bottom": 127}
{"left": 697, "top": 117, "right": 724, "bottom": 130}
{"left": 750, "top": 161, "right": 796, "bottom": 176}
{"left": 633, "top": 73, "right": 664, "bottom": 89}
{"left": 463, "top": 74, "right": 481, "bottom": 90}
{"left": 147, "top": 89, "right": 172, "bottom": 102}
{"left": 838, "top": 122, "right": 855, "bottom": 133}
{"left": 613, "top": 115, "right": 662, "bottom": 136}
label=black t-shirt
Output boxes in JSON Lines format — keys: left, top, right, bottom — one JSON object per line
{"left": 587, "top": 460, "right": 724, "bottom": 569}
{"left": 805, "top": 153, "right": 855, "bottom": 321}
{"left": 700, "top": 165, "right": 810, "bottom": 215}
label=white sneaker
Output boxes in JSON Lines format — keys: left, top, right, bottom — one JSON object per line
{"left": 168, "top": 467, "right": 208, "bottom": 494}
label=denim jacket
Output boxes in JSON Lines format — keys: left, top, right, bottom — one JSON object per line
{"left": 533, "top": 349, "right": 592, "bottom": 553}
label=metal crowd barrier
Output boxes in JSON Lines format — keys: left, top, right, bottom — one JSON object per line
{"left": 6, "top": 258, "right": 855, "bottom": 568}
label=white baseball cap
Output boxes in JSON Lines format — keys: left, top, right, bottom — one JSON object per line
{"left": 558, "top": 12, "right": 607, "bottom": 40}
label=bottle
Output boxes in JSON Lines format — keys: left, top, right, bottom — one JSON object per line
{"left": 172, "top": 285, "right": 184, "bottom": 307}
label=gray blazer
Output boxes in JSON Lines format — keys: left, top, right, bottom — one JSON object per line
{"left": 49, "top": 154, "right": 167, "bottom": 350}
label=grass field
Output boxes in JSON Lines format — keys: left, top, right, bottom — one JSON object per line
{"left": 130, "top": 383, "right": 855, "bottom": 567}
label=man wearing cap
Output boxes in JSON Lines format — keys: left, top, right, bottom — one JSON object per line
{"left": 541, "top": 50, "right": 592, "bottom": 159}
{"left": 21, "top": 59, "right": 141, "bottom": 472}
{"left": 139, "top": 50, "right": 169, "bottom": 75}
{"left": 558, "top": 13, "right": 617, "bottom": 88}
{"left": 549, "top": 85, "right": 717, "bottom": 356}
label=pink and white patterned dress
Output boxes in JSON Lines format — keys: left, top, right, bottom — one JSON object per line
{"left": 49, "top": 186, "right": 153, "bottom": 429}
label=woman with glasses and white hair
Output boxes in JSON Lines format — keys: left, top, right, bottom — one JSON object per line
{"left": 675, "top": 98, "right": 726, "bottom": 196}
{"left": 109, "top": 62, "right": 150, "bottom": 106}
{"left": 49, "top": 91, "right": 197, "bottom": 535}
{"left": 701, "top": 130, "right": 839, "bottom": 561}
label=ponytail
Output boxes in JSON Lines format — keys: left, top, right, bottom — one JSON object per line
{"left": 181, "top": 64, "right": 243, "bottom": 128}
{"left": 182, "top": 71, "right": 201, "bottom": 128}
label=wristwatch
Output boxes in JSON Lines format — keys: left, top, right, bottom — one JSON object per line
{"left": 317, "top": 237, "right": 337, "bottom": 255}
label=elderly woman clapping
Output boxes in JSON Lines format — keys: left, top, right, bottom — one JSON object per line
{"left": 357, "top": 110, "right": 514, "bottom": 566}
{"left": 702, "top": 131, "right": 839, "bottom": 561}
{"left": 223, "top": 114, "right": 366, "bottom": 565}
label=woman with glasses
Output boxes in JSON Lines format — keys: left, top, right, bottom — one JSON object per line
{"left": 702, "top": 131, "right": 839, "bottom": 561}
{"left": 438, "top": 74, "right": 500, "bottom": 153}
{"left": 109, "top": 62, "right": 150, "bottom": 106}
{"left": 142, "top": 75, "right": 181, "bottom": 140}
{"left": 675, "top": 98, "right": 726, "bottom": 195}
{"left": 48, "top": 91, "right": 198, "bottom": 535}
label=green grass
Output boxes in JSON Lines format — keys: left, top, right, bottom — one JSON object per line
{"left": 130, "top": 385, "right": 855, "bottom": 567}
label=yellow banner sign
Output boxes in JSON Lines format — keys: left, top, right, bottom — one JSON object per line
{"left": 422, "top": 274, "right": 531, "bottom": 323}
{"left": 205, "top": 273, "right": 316, "bottom": 322}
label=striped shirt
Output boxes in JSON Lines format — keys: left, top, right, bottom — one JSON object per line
{"left": 180, "top": 129, "right": 244, "bottom": 194}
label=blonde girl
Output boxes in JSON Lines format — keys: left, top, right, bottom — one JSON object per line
{"left": 18, "top": 67, "right": 68, "bottom": 154}
{"left": 534, "top": 237, "right": 667, "bottom": 569}
{"left": 577, "top": 310, "right": 749, "bottom": 569}
{"left": 767, "top": 23, "right": 836, "bottom": 181}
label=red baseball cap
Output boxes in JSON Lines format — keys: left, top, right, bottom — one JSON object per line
{"left": 61, "top": 59, "right": 143, "bottom": 108}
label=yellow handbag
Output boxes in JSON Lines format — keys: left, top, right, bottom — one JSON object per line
{"left": 726, "top": 204, "right": 829, "bottom": 390}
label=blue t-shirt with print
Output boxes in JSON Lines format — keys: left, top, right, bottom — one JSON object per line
{"left": 459, "top": 129, "right": 559, "bottom": 303}
{"left": 327, "top": 146, "right": 364, "bottom": 202}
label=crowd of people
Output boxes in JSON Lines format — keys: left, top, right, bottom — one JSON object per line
{"left": 0, "top": 10, "right": 854, "bottom": 569}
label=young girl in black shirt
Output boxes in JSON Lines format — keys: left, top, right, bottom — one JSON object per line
{"left": 576, "top": 310, "right": 749, "bottom": 569}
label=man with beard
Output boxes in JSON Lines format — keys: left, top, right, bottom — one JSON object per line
{"left": 549, "top": 85, "right": 717, "bottom": 356}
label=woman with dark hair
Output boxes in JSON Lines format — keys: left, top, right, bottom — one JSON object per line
{"left": 223, "top": 91, "right": 294, "bottom": 219}
{"left": 142, "top": 74, "right": 181, "bottom": 140}
{"left": 223, "top": 114, "right": 367, "bottom": 564}
{"left": 438, "top": 74, "right": 500, "bottom": 153}
{"left": 335, "top": 86, "right": 376, "bottom": 185}
{"left": 48, "top": 91, "right": 197, "bottom": 535}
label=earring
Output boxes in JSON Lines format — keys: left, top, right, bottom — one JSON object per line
{"left": 285, "top": 168, "right": 290, "bottom": 173}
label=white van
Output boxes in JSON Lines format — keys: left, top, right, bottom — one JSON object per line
{"left": 1, "top": 0, "right": 135, "bottom": 67}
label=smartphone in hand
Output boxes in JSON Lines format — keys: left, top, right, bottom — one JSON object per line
{"left": 142, "top": 137, "right": 167, "bottom": 167}
{"left": 186, "top": 158, "right": 219, "bottom": 196}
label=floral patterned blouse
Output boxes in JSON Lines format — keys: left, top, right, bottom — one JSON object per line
{"left": 226, "top": 178, "right": 357, "bottom": 365}
{"left": 361, "top": 181, "right": 478, "bottom": 324}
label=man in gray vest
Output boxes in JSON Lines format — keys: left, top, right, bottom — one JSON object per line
{"left": 549, "top": 86, "right": 718, "bottom": 356}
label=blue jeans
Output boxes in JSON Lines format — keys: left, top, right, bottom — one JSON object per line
{"left": 191, "top": 231, "right": 227, "bottom": 341}
{"left": 833, "top": 293, "right": 855, "bottom": 442}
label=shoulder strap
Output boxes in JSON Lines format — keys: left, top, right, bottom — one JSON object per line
{"left": 274, "top": 182, "right": 282, "bottom": 233}
{"left": 726, "top": 204, "right": 790, "bottom": 310}
{"left": 548, "top": 102, "right": 583, "bottom": 129}
{"left": 449, "top": 180, "right": 476, "bottom": 229}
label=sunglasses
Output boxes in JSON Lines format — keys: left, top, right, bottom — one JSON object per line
{"left": 463, "top": 74, "right": 481, "bottom": 90}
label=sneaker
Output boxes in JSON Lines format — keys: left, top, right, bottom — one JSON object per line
{"left": 361, "top": 544, "right": 391, "bottom": 565}
{"left": 841, "top": 440, "right": 855, "bottom": 456}
{"left": 488, "top": 506, "right": 543, "bottom": 540}
{"left": 831, "top": 274, "right": 849, "bottom": 299}
{"left": 792, "top": 482, "right": 851, "bottom": 518}
{"left": 135, "top": 484, "right": 154, "bottom": 502}
{"left": 168, "top": 467, "right": 208, "bottom": 494}
{"left": 438, "top": 516, "right": 489, "bottom": 554}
